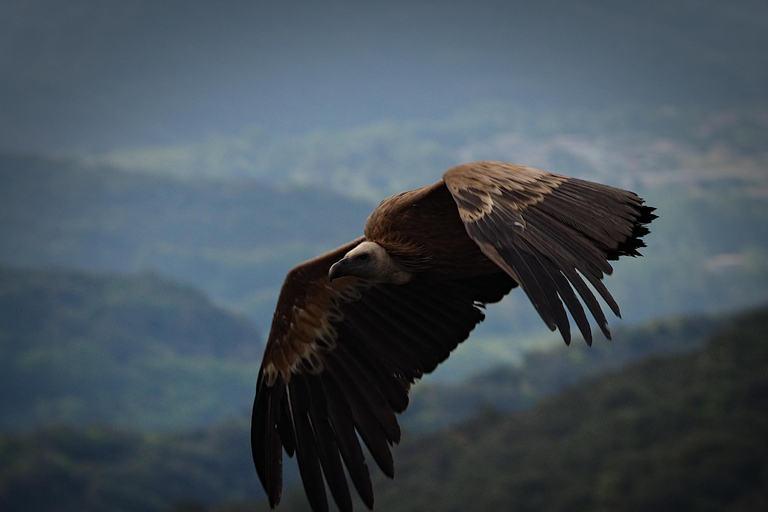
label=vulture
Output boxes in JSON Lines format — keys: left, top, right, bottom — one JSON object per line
{"left": 251, "top": 161, "right": 656, "bottom": 512}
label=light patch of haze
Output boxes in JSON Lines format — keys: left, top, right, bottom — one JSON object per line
{"left": 89, "top": 103, "right": 768, "bottom": 202}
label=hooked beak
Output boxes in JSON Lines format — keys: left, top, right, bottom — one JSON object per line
{"left": 328, "top": 257, "right": 349, "bottom": 281}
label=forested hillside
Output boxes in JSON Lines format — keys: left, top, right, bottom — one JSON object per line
{"left": 0, "top": 266, "right": 261, "bottom": 431}
{"left": 2, "top": 306, "right": 764, "bottom": 512}
{"left": 0, "top": 420, "right": 258, "bottom": 512}
{"left": 403, "top": 313, "right": 723, "bottom": 432}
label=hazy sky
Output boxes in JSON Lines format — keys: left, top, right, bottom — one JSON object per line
{"left": 1, "top": 0, "right": 766, "bottom": 153}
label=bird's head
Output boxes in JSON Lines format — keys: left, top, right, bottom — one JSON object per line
{"left": 328, "top": 241, "right": 412, "bottom": 284}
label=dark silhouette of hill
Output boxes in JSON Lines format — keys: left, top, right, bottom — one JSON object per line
{"left": 401, "top": 312, "right": 723, "bottom": 433}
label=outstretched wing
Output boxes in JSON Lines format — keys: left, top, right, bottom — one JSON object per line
{"left": 252, "top": 237, "right": 515, "bottom": 512}
{"left": 444, "top": 161, "right": 656, "bottom": 345}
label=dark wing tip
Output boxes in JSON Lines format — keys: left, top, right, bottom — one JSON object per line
{"left": 607, "top": 203, "right": 657, "bottom": 261}
{"left": 251, "top": 369, "right": 286, "bottom": 509}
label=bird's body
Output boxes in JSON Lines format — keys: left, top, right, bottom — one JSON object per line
{"left": 364, "top": 180, "right": 496, "bottom": 279}
{"left": 252, "top": 161, "right": 656, "bottom": 512}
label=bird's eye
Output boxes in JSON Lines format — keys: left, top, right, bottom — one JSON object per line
{"left": 358, "top": 253, "right": 369, "bottom": 261}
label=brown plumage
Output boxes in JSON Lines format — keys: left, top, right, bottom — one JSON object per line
{"left": 251, "top": 161, "right": 657, "bottom": 512}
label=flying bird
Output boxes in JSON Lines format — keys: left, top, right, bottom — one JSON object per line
{"left": 251, "top": 161, "right": 656, "bottom": 512}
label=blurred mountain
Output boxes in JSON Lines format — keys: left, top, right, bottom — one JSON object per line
{"left": 1, "top": 0, "right": 766, "bottom": 154}
{"left": 0, "top": 265, "right": 261, "bottom": 431}
{"left": 2, "top": 305, "right": 765, "bottom": 512}
{"left": 0, "top": 152, "right": 372, "bottom": 329}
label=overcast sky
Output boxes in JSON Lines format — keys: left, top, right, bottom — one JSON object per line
{"left": 1, "top": 0, "right": 766, "bottom": 154}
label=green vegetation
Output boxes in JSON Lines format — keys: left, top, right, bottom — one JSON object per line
{"left": 0, "top": 266, "right": 261, "bottom": 431}
{"left": 0, "top": 420, "right": 258, "bottom": 512}
{"left": 2, "top": 306, "right": 765, "bottom": 511}
{"left": 404, "top": 312, "right": 723, "bottom": 432}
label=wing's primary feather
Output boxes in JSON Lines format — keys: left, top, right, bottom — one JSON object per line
{"left": 252, "top": 239, "right": 516, "bottom": 511}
